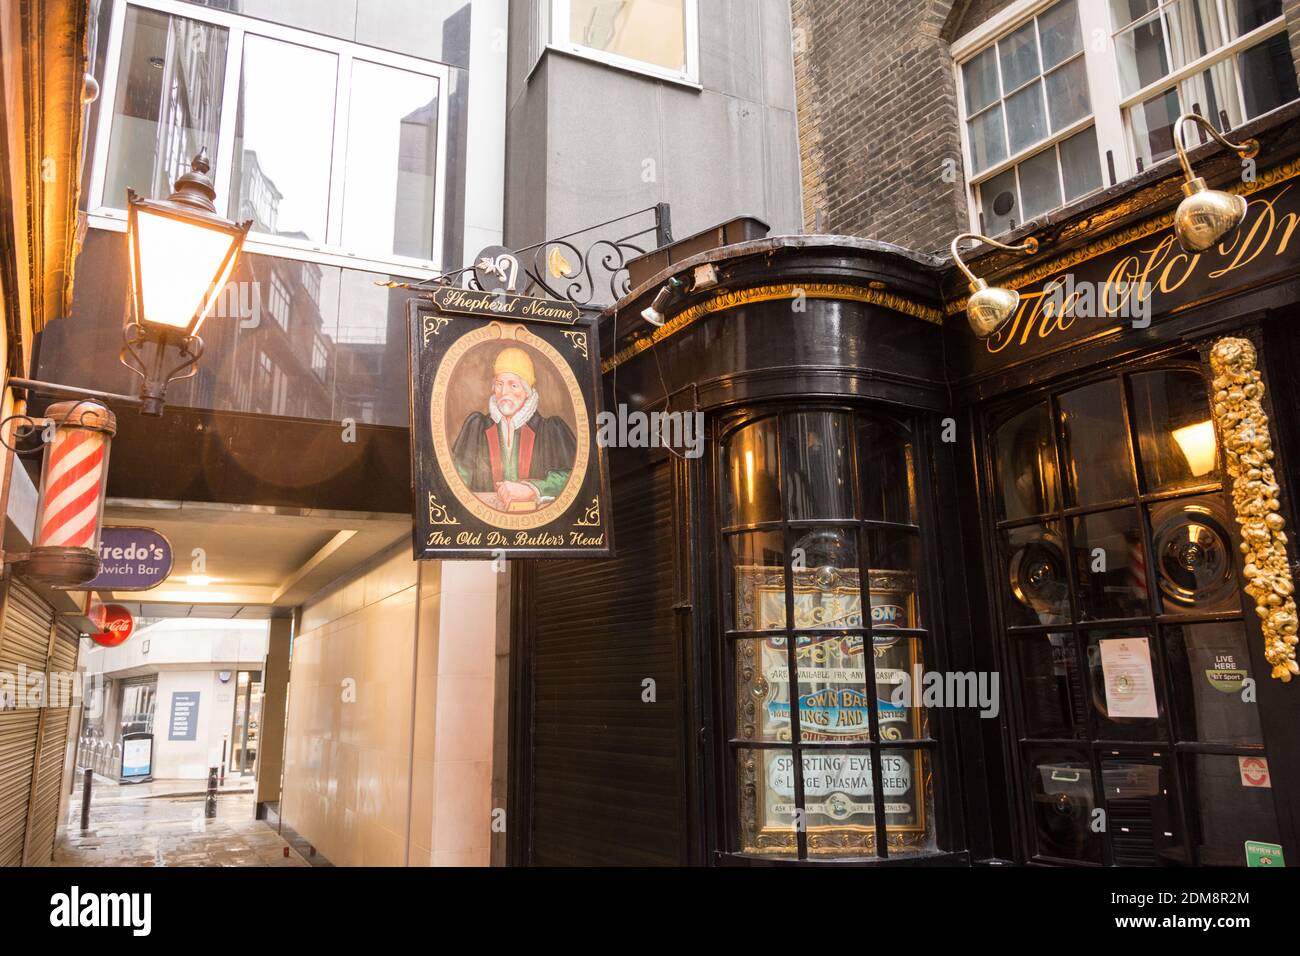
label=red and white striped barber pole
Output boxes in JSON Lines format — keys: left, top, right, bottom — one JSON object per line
{"left": 1130, "top": 536, "right": 1148, "bottom": 598}
{"left": 25, "top": 400, "right": 117, "bottom": 587}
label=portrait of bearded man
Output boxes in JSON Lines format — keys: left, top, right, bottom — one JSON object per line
{"left": 451, "top": 346, "right": 578, "bottom": 510}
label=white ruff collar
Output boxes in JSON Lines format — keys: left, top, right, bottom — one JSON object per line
{"left": 489, "top": 389, "right": 539, "bottom": 449}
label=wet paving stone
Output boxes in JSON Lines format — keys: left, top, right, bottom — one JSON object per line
{"left": 55, "top": 786, "right": 308, "bottom": 868}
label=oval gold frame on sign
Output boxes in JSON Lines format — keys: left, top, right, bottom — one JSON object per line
{"left": 430, "top": 320, "right": 590, "bottom": 531}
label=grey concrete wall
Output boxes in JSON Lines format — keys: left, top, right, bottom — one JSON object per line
{"left": 504, "top": 0, "right": 803, "bottom": 253}
{"left": 254, "top": 616, "right": 292, "bottom": 809}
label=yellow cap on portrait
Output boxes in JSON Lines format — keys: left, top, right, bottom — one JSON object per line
{"left": 493, "top": 346, "right": 536, "bottom": 388}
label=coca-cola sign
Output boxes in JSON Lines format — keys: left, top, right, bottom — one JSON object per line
{"left": 90, "top": 603, "right": 134, "bottom": 648}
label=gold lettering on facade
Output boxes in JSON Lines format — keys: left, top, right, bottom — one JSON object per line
{"left": 986, "top": 280, "right": 1089, "bottom": 355}
{"left": 1157, "top": 243, "right": 1199, "bottom": 294}
{"left": 983, "top": 187, "right": 1300, "bottom": 358}
{"left": 945, "top": 161, "right": 1300, "bottom": 360}
{"left": 1102, "top": 254, "right": 1144, "bottom": 318}
{"left": 1209, "top": 187, "right": 1296, "bottom": 279}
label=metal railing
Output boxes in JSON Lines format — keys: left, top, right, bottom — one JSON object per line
{"left": 75, "top": 736, "right": 120, "bottom": 779}
{"left": 383, "top": 204, "right": 673, "bottom": 309}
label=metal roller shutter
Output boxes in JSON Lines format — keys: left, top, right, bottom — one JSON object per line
{"left": 51, "top": 619, "right": 80, "bottom": 673}
{"left": 24, "top": 619, "right": 82, "bottom": 865}
{"left": 25, "top": 709, "right": 71, "bottom": 865}
{"left": 0, "top": 578, "right": 55, "bottom": 867}
{"left": 0, "top": 581, "right": 52, "bottom": 675}
{"left": 524, "top": 457, "right": 687, "bottom": 865}
{"left": 0, "top": 710, "right": 40, "bottom": 866}
{"left": 0, "top": 577, "right": 78, "bottom": 867}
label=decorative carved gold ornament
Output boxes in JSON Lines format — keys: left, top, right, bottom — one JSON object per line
{"left": 562, "top": 329, "right": 589, "bottom": 360}
{"left": 427, "top": 492, "right": 459, "bottom": 526}
{"left": 573, "top": 497, "right": 601, "bottom": 528}
{"left": 603, "top": 282, "right": 943, "bottom": 372}
{"left": 1209, "top": 337, "right": 1299, "bottom": 681}
{"left": 422, "top": 314, "right": 452, "bottom": 345}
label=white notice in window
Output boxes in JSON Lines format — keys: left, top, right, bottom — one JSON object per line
{"left": 1099, "top": 637, "right": 1158, "bottom": 719}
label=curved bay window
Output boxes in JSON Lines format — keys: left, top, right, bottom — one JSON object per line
{"left": 718, "top": 408, "right": 939, "bottom": 860}
{"left": 990, "top": 358, "right": 1281, "bottom": 866}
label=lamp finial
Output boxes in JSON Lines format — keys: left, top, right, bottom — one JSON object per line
{"left": 167, "top": 148, "right": 218, "bottom": 213}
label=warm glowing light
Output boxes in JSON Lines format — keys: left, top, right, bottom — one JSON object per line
{"left": 185, "top": 575, "right": 212, "bottom": 586}
{"left": 745, "top": 449, "right": 755, "bottom": 504}
{"left": 133, "top": 207, "right": 241, "bottom": 333}
{"left": 1172, "top": 420, "right": 1217, "bottom": 477}
{"left": 148, "top": 588, "right": 248, "bottom": 603}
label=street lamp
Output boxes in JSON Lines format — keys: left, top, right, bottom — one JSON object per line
{"left": 0, "top": 149, "right": 251, "bottom": 586}
{"left": 1172, "top": 113, "right": 1258, "bottom": 254}
{"left": 123, "top": 148, "right": 252, "bottom": 415}
{"left": 951, "top": 232, "right": 1039, "bottom": 338}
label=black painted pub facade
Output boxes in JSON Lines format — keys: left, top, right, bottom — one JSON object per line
{"left": 507, "top": 101, "right": 1300, "bottom": 867}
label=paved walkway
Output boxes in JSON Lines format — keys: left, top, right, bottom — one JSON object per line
{"left": 54, "top": 775, "right": 307, "bottom": 867}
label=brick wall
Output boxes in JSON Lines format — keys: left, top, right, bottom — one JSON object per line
{"left": 792, "top": 0, "right": 975, "bottom": 255}
{"left": 1287, "top": 0, "right": 1300, "bottom": 89}
{"left": 793, "top": 0, "right": 1300, "bottom": 256}
{"left": 953, "top": 0, "right": 1010, "bottom": 36}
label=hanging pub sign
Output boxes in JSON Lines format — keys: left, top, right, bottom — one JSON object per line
{"left": 406, "top": 282, "right": 613, "bottom": 560}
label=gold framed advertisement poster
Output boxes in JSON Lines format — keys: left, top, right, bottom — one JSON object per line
{"left": 734, "top": 565, "right": 933, "bottom": 855}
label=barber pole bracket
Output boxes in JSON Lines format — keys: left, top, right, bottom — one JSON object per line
{"left": 24, "top": 400, "right": 117, "bottom": 587}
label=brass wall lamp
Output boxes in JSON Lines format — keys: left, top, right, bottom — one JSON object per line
{"left": 1173, "top": 112, "right": 1259, "bottom": 254}
{"left": 951, "top": 232, "right": 1039, "bottom": 338}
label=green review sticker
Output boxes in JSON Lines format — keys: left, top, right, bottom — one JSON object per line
{"left": 1245, "top": 841, "right": 1284, "bottom": 867}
